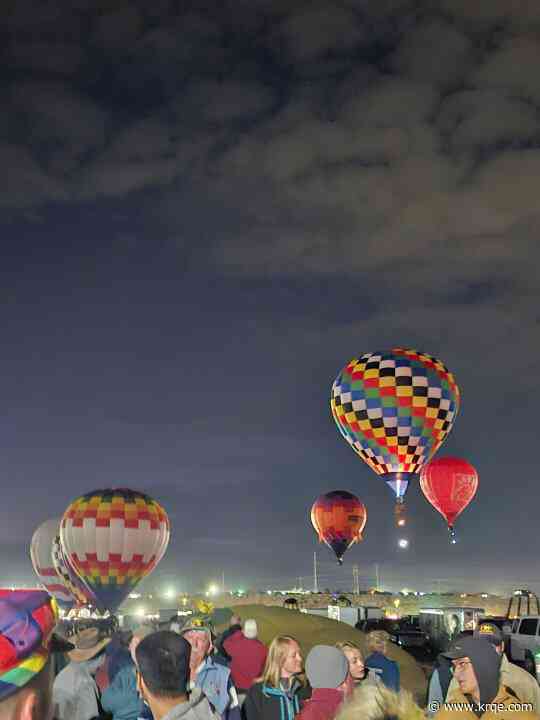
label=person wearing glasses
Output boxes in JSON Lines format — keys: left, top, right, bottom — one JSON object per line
{"left": 433, "top": 637, "right": 537, "bottom": 720}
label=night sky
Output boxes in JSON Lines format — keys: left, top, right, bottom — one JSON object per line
{"left": 2, "top": 0, "right": 539, "bottom": 596}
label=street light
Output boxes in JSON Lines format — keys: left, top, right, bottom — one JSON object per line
{"left": 398, "top": 538, "right": 409, "bottom": 549}
{"left": 163, "top": 588, "right": 176, "bottom": 600}
{"left": 135, "top": 606, "right": 146, "bottom": 618}
{"left": 208, "top": 584, "right": 219, "bottom": 597}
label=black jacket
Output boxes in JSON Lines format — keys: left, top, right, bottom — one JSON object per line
{"left": 243, "top": 680, "right": 311, "bottom": 720}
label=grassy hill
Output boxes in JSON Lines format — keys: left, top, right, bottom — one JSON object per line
{"left": 214, "top": 605, "right": 427, "bottom": 703}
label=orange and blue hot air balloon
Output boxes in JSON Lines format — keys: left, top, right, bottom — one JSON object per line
{"left": 331, "top": 348, "right": 460, "bottom": 523}
{"left": 311, "top": 490, "right": 367, "bottom": 565}
{"left": 420, "top": 456, "right": 478, "bottom": 543}
{"left": 60, "top": 488, "right": 170, "bottom": 614}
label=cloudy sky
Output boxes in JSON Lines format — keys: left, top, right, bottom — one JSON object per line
{"left": 2, "top": 0, "right": 539, "bottom": 595}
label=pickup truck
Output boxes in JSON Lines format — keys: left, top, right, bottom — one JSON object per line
{"left": 505, "top": 616, "right": 540, "bottom": 675}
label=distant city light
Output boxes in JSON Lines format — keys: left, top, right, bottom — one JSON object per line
{"left": 163, "top": 588, "right": 176, "bottom": 600}
{"left": 135, "top": 606, "right": 146, "bottom": 617}
{"left": 128, "top": 593, "right": 141, "bottom": 599}
{"left": 208, "top": 584, "right": 219, "bottom": 597}
{"left": 398, "top": 538, "right": 409, "bottom": 549}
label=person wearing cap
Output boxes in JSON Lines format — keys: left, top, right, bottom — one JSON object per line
{"left": 182, "top": 625, "right": 241, "bottom": 720}
{"left": 444, "top": 624, "right": 540, "bottom": 712}
{"left": 135, "top": 631, "right": 217, "bottom": 720}
{"left": 222, "top": 620, "right": 267, "bottom": 703}
{"left": 296, "top": 646, "right": 352, "bottom": 720}
{"left": 0, "top": 589, "right": 73, "bottom": 720}
{"left": 102, "top": 625, "right": 155, "bottom": 720}
{"left": 53, "top": 624, "right": 112, "bottom": 720}
{"left": 365, "top": 631, "right": 400, "bottom": 692}
{"left": 243, "top": 635, "right": 311, "bottom": 720}
{"left": 434, "top": 636, "right": 537, "bottom": 720}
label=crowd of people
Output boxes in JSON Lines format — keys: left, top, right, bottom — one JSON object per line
{"left": 1, "top": 590, "right": 539, "bottom": 720}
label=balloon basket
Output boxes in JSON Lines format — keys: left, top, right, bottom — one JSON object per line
{"left": 395, "top": 501, "right": 407, "bottom": 528}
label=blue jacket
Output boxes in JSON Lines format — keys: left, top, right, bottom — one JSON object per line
{"left": 101, "top": 664, "right": 153, "bottom": 720}
{"left": 365, "top": 652, "right": 400, "bottom": 692}
{"left": 196, "top": 657, "right": 241, "bottom": 720}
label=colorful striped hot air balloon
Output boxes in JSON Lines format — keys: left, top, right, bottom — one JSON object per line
{"left": 311, "top": 490, "right": 367, "bottom": 565}
{"left": 331, "top": 348, "right": 460, "bottom": 523}
{"left": 60, "top": 488, "right": 170, "bottom": 614}
{"left": 30, "top": 518, "right": 76, "bottom": 611}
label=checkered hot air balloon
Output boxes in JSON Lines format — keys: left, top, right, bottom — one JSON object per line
{"left": 30, "top": 518, "right": 76, "bottom": 611}
{"left": 331, "top": 348, "right": 460, "bottom": 523}
{"left": 51, "top": 534, "right": 95, "bottom": 607}
{"left": 60, "top": 488, "right": 170, "bottom": 614}
{"left": 420, "top": 457, "right": 478, "bottom": 544}
{"left": 311, "top": 491, "right": 367, "bottom": 565}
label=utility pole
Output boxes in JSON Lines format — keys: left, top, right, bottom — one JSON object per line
{"left": 375, "top": 563, "right": 380, "bottom": 591}
{"left": 313, "top": 552, "right": 319, "bottom": 593}
{"left": 222, "top": 571, "right": 225, "bottom": 594}
{"left": 352, "top": 565, "right": 360, "bottom": 595}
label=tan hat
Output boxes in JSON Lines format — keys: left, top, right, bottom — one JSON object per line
{"left": 68, "top": 627, "right": 111, "bottom": 663}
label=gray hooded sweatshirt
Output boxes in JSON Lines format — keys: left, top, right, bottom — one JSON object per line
{"left": 162, "top": 687, "right": 220, "bottom": 720}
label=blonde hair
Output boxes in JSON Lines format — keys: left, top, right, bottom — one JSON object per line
{"left": 367, "top": 630, "right": 390, "bottom": 653}
{"left": 335, "top": 640, "right": 363, "bottom": 656}
{"left": 337, "top": 684, "right": 424, "bottom": 720}
{"left": 259, "top": 635, "right": 306, "bottom": 689}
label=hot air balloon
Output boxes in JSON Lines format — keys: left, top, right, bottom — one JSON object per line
{"left": 60, "top": 488, "right": 170, "bottom": 614}
{"left": 331, "top": 348, "right": 460, "bottom": 523}
{"left": 420, "top": 457, "right": 478, "bottom": 543}
{"left": 51, "top": 534, "right": 95, "bottom": 607}
{"left": 311, "top": 490, "right": 367, "bottom": 565}
{"left": 30, "top": 518, "right": 76, "bottom": 611}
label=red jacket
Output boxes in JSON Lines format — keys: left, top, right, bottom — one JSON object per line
{"left": 222, "top": 631, "right": 268, "bottom": 692}
{"left": 296, "top": 689, "right": 344, "bottom": 720}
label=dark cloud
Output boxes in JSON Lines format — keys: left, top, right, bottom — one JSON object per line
{"left": 2, "top": 0, "right": 540, "bottom": 592}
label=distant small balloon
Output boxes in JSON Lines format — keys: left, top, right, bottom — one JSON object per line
{"left": 311, "top": 490, "right": 367, "bottom": 565}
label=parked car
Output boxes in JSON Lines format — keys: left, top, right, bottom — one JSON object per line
{"left": 505, "top": 615, "right": 540, "bottom": 675}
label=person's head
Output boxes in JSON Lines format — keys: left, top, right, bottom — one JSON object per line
{"left": 367, "top": 630, "right": 390, "bottom": 656}
{"left": 67, "top": 626, "right": 111, "bottom": 671}
{"left": 336, "top": 641, "right": 366, "bottom": 681}
{"left": 474, "top": 623, "right": 504, "bottom": 655}
{"left": 135, "top": 631, "right": 191, "bottom": 719}
{"left": 130, "top": 626, "right": 155, "bottom": 664}
{"left": 336, "top": 684, "right": 424, "bottom": 720}
{"left": 243, "top": 619, "right": 258, "bottom": 640}
{"left": 231, "top": 615, "right": 242, "bottom": 627}
{"left": 443, "top": 637, "right": 501, "bottom": 705}
{"left": 305, "top": 646, "right": 351, "bottom": 697}
{"left": 181, "top": 627, "right": 213, "bottom": 668}
{"left": 0, "top": 590, "right": 72, "bottom": 720}
{"left": 261, "top": 636, "right": 304, "bottom": 687}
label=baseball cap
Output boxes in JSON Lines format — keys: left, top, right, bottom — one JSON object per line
{"left": 0, "top": 590, "right": 73, "bottom": 701}
{"left": 474, "top": 623, "right": 503, "bottom": 646}
{"left": 442, "top": 636, "right": 491, "bottom": 660}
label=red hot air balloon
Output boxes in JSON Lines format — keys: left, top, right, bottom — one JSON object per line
{"left": 420, "top": 457, "right": 478, "bottom": 543}
{"left": 311, "top": 491, "right": 367, "bottom": 565}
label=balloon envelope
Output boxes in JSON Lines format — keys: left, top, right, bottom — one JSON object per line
{"left": 420, "top": 456, "right": 478, "bottom": 528}
{"left": 311, "top": 490, "right": 367, "bottom": 564}
{"left": 30, "top": 518, "right": 76, "bottom": 610}
{"left": 60, "top": 488, "right": 170, "bottom": 613}
{"left": 331, "top": 348, "right": 460, "bottom": 500}
{"left": 52, "top": 534, "right": 95, "bottom": 607}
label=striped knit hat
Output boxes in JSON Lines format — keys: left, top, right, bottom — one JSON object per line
{"left": 0, "top": 590, "right": 59, "bottom": 701}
